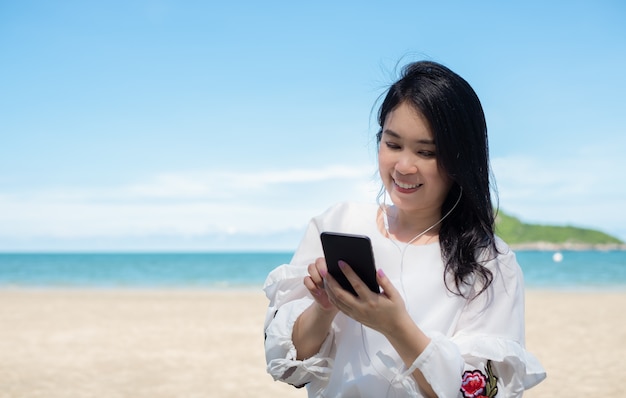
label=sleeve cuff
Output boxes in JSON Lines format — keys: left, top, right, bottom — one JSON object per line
{"left": 400, "top": 332, "right": 465, "bottom": 397}
{"left": 452, "top": 333, "right": 547, "bottom": 390}
{"left": 264, "top": 297, "right": 335, "bottom": 386}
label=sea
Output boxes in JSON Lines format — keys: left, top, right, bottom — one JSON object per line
{"left": 0, "top": 250, "right": 625, "bottom": 291}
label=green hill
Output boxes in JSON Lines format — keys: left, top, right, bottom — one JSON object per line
{"left": 495, "top": 211, "right": 623, "bottom": 247}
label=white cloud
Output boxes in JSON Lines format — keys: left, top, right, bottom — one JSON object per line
{"left": 5, "top": 152, "right": 623, "bottom": 251}
{"left": 124, "top": 165, "right": 374, "bottom": 200}
{"left": 27, "top": 165, "right": 376, "bottom": 202}
{"left": 492, "top": 152, "right": 626, "bottom": 240}
{"left": 0, "top": 165, "right": 380, "bottom": 248}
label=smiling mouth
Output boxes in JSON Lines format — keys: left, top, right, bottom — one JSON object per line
{"left": 393, "top": 179, "right": 423, "bottom": 190}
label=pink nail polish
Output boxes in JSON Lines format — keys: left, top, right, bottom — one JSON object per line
{"left": 377, "top": 269, "right": 385, "bottom": 277}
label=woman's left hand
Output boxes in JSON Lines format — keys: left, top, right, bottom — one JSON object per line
{"left": 324, "top": 261, "right": 408, "bottom": 335}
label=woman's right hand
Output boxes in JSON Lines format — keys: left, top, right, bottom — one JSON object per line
{"left": 304, "top": 257, "right": 337, "bottom": 312}
{"left": 293, "top": 257, "right": 339, "bottom": 360}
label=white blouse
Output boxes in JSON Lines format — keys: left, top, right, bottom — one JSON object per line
{"left": 264, "top": 202, "right": 546, "bottom": 397}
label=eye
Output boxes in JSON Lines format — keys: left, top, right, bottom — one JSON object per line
{"left": 417, "top": 150, "right": 436, "bottom": 158}
{"left": 384, "top": 141, "right": 401, "bottom": 150}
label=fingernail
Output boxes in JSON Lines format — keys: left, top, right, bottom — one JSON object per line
{"left": 320, "top": 269, "right": 327, "bottom": 278}
{"left": 377, "top": 269, "right": 385, "bottom": 277}
{"left": 338, "top": 260, "right": 347, "bottom": 269}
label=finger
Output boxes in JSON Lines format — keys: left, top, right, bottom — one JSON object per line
{"left": 303, "top": 275, "right": 319, "bottom": 294}
{"left": 307, "top": 261, "right": 324, "bottom": 288}
{"left": 338, "top": 260, "right": 371, "bottom": 297}
{"left": 315, "top": 257, "right": 328, "bottom": 276}
{"left": 323, "top": 272, "right": 344, "bottom": 307}
{"left": 324, "top": 271, "right": 357, "bottom": 312}
{"left": 323, "top": 271, "right": 338, "bottom": 298}
{"left": 304, "top": 275, "right": 335, "bottom": 310}
{"left": 376, "top": 268, "right": 399, "bottom": 299}
{"left": 315, "top": 257, "right": 329, "bottom": 280}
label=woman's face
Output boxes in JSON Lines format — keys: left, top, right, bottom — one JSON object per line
{"left": 378, "top": 102, "right": 452, "bottom": 216}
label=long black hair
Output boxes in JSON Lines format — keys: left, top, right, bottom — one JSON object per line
{"left": 376, "top": 61, "right": 497, "bottom": 297}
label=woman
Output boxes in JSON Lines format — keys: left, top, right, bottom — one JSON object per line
{"left": 263, "top": 61, "right": 546, "bottom": 397}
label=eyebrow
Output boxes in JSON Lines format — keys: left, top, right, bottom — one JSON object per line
{"left": 382, "top": 129, "right": 435, "bottom": 145}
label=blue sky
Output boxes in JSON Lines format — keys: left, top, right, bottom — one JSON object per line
{"left": 1, "top": 1, "right": 625, "bottom": 251}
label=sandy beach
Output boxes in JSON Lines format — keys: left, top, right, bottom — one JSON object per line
{"left": 0, "top": 288, "right": 624, "bottom": 398}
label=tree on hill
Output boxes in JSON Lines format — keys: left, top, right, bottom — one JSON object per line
{"left": 494, "top": 211, "right": 623, "bottom": 245}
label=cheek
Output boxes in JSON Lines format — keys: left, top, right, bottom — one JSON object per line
{"left": 434, "top": 169, "right": 453, "bottom": 192}
{"left": 377, "top": 156, "right": 393, "bottom": 186}
{"left": 423, "top": 163, "right": 451, "bottom": 186}
{"left": 377, "top": 152, "right": 390, "bottom": 172}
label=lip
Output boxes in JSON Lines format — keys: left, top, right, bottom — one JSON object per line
{"left": 393, "top": 178, "right": 423, "bottom": 193}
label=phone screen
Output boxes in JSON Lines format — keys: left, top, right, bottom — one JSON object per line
{"left": 320, "top": 232, "right": 379, "bottom": 296}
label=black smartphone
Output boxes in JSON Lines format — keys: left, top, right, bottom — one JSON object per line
{"left": 320, "top": 232, "right": 379, "bottom": 296}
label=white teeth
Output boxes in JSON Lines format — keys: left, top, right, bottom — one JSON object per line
{"left": 395, "top": 180, "right": 421, "bottom": 189}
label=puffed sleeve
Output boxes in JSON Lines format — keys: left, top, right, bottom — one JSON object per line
{"left": 397, "top": 240, "right": 546, "bottom": 397}
{"left": 262, "top": 213, "right": 336, "bottom": 388}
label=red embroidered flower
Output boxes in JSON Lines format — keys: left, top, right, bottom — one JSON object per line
{"left": 460, "top": 370, "right": 486, "bottom": 398}
{"left": 460, "top": 360, "right": 499, "bottom": 398}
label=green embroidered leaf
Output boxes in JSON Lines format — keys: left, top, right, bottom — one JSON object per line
{"left": 484, "top": 360, "right": 499, "bottom": 397}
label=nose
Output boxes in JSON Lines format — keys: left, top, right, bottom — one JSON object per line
{"left": 395, "top": 153, "right": 418, "bottom": 174}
